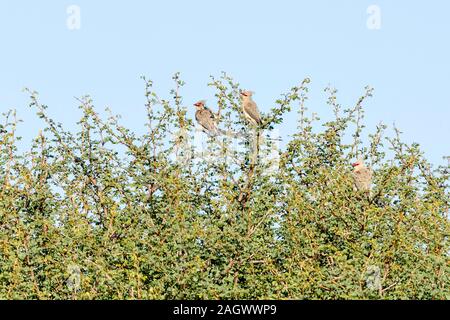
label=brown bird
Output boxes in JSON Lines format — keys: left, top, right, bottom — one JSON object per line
{"left": 194, "top": 100, "right": 218, "bottom": 136}
{"left": 352, "top": 158, "right": 373, "bottom": 194}
{"left": 240, "top": 91, "right": 262, "bottom": 127}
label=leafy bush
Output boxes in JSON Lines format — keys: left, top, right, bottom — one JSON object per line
{"left": 0, "top": 73, "right": 448, "bottom": 299}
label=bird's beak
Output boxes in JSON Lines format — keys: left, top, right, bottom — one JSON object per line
{"left": 194, "top": 103, "right": 200, "bottom": 107}
{"left": 241, "top": 92, "right": 247, "bottom": 97}
{"left": 352, "top": 163, "right": 358, "bottom": 167}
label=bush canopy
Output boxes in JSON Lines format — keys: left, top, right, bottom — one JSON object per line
{"left": 0, "top": 73, "right": 448, "bottom": 299}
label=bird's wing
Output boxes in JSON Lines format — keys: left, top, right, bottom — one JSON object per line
{"left": 243, "top": 101, "right": 262, "bottom": 124}
{"left": 360, "top": 167, "right": 373, "bottom": 182}
{"left": 353, "top": 167, "right": 373, "bottom": 191}
{"left": 205, "top": 107, "right": 217, "bottom": 120}
{"left": 196, "top": 109, "right": 217, "bottom": 132}
{"left": 352, "top": 172, "right": 364, "bottom": 191}
{"left": 195, "top": 109, "right": 202, "bottom": 123}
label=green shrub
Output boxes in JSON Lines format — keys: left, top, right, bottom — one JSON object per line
{"left": 0, "top": 73, "right": 448, "bottom": 299}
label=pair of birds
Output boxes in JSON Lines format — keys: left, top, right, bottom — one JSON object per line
{"left": 194, "top": 91, "right": 372, "bottom": 194}
{"left": 193, "top": 90, "right": 262, "bottom": 136}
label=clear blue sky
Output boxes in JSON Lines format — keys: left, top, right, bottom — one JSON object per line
{"left": 1, "top": 0, "right": 449, "bottom": 165}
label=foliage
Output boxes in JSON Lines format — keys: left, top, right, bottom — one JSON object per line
{"left": 0, "top": 73, "right": 448, "bottom": 299}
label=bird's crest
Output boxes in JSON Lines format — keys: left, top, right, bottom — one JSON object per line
{"left": 193, "top": 100, "right": 207, "bottom": 108}
{"left": 352, "top": 156, "right": 365, "bottom": 168}
{"left": 240, "top": 90, "right": 254, "bottom": 97}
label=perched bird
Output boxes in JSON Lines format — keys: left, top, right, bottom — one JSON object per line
{"left": 352, "top": 157, "right": 373, "bottom": 194}
{"left": 240, "top": 91, "right": 262, "bottom": 127}
{"left": 194, "top": 100, "right": 218, "bottom": 136}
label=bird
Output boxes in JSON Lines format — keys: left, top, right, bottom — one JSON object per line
{"left": 352, "top": 157, "right": 373, "bottom": 194}
{"left": 240, "top": 91, "right": 262, "bottom": 127}
{"left": 193, "top": 100, "right": 219, "bottom": 136}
